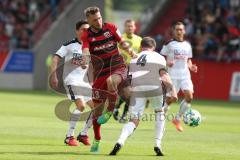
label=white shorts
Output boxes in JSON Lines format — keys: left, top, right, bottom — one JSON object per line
{"left": 64, "top": 85, "right": 92, "bottom": 102}
{"left": 128, "top": 95, "right": 163, "bottom": 119}
{"left": 172, "top": 78, "right": 194, "bottom": 93}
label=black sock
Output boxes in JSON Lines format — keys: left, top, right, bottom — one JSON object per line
{"left": 116, "top": 98, "right": 125, "bottom": 109}
{"left": 121, "top": 102, "right": 129, "bottom": 118}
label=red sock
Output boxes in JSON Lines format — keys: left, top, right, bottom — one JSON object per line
{"left": 107, "top": 91, "right": 118, "bottom": 112}
{"left": 92, "top": 117, "right": 101, "bottom": 140}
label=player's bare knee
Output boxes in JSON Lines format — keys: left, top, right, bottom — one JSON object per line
{"left": 184, "top": 91, "right": 193, "bottom": 103}
{"left": 109, "top": 74, "right": 122, "bottom": 89}
{"left": 166, "top": 97, "right": 173, "bottom": 105}
{"left": 106, "top": 77, "right": 112, "bottom": 85}
{"left": 106, "top": 78, "right": 117, "bottom": 91}
{"left": 75, "top": 99, "right": 84, "bottom": 112}
{"left": 75, "top": 105, "right": 84, "bottom": 112}
{"left": 106, "top": 77, "right": 113, "bottom": 87}
{"left": 185, "top": 95, "right": 193, "bottom": 103}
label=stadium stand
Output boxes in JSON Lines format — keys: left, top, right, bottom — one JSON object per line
{"left": 0, "top": 0, "right": 71, "bottom": 52}
{"left": 149, "top": 0, "right": 240, "bottom": 62}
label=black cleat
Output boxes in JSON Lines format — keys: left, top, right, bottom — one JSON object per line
{"left": 113, "top": 110, "right": 119, "bottom": 121}
{"left": 154, "top": 147, "right": 164, "bottom": 156}
{"left": 109, "top": 143, "right": 122, "bottom": 155}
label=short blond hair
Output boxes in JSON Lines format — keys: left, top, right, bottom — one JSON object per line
{"left": 141, "top": 37, "right": 156, "bottom": 49}
{"left": 84, "top": 6, "right": 100, "bottom": 17}
{"left": 124, "top": 19, "right": 135, "bottom": 25}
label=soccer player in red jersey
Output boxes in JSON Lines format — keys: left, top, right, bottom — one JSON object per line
{"left": 80, "top": 6, "right": 136, "bottom": 152}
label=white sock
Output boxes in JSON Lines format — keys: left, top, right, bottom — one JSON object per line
{"left": 155, "top": 112, "right": 165, "bottom": 148}
{"left": 117, "top": 122, "right": 136, "bottom": 145}
{"left": 175, "top": 100, "right": 190, "bottom": 121}
{"left": 162, "top": 102, "right": 170, "bottom": 113}
{"left": 66, "top": 109, "right": 81, "bottom": 137}
{"left": 79, "top": 111, "right": 93, "bottom": 136}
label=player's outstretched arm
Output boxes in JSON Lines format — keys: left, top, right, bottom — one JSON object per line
{"left": 50, "top": 55, "right": 61, "bottom": 89}
{"left": 187, "top": 59, "right": 198, "bottom": 73}
{"left": 119, "top": 41, "right": 137, "bottom": 58}
{"left": 81, "top": 48, "right": 90, "bottom": 69}
{"left": 80, "top": 29, "right": 90, "bottom": 69}
{"left": 159, "top": 69, "right": 177, "bottom": 102}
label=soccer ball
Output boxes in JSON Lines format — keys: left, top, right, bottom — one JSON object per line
{"left": 183, "top": 109, "right": 201, "bottom": 127}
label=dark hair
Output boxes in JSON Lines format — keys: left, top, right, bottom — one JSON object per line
{"left": 84, "top": 6, "right": 100, "bottom": 17}
{"left": 141, "top": 37, "right": 156, "bottom": 49}
{"left": 76, "top": 20, "right": 88, "bottom": 30}
{"left": 172, "top": 21, "right": 185, "bottom": 29}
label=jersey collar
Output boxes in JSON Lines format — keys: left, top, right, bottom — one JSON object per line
{"left": 173, "top": 38, "right": 184, "bottom": 42}
{"left": 89, "top": 23, "right": 105, "bottom": 33}
{"left": 75, "top": 38, "right": 82, "bottom": 44}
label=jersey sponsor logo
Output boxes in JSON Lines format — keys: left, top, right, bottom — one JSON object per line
{"left": 93, "top": 41, "right": 116, "bottom": 52}
{"left": 71, "top": 52, "right": 82, "bottom": 66}
{"left": 103, "top": 31, "right": 112, "bottom": 38}
{"left": 173, "top": 49, "right": 189, "bottom": 59}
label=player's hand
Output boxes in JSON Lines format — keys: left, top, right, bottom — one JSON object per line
{"left": 190, "top": 64, "right": 198, "bottom": 73}
{"left": 80, "top": 55, "right": 87, "bottom": 69}
{"left": 171, "top": 87, "right": 178, "bottom": 102}
{"left": 167, "top": 61, "right": 174, "bottom": 67}
{"left": 128, "top": 49, "right": 137, "bottom": 59}
{"left": 120, "top": 41, "right": 130, "bottom": 50}
{"left": 50, "top": 75, "right": 58, "bottom": 89}
{"left": 131, "top": 53, "right": 138, "bottom": 59}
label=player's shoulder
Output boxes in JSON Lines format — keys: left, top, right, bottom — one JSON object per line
{"left": 183, "top": 40, "right": 192, "bottom": 46}
{"left": 164, "top": 39, "right": 175, "bottom": 46}
{"left": 122, "top": 33, "right": 127, "bottom": 38}
{"left": 104, "top": 22, "right": 117, "bottom": 30}
{"left": 140, "top": 50, "right": 162, "bottom": 59}
{"left": 133, "top": 34, "right": 142, "bottom": 41}
{"left": 152, "top": 51, "right": 166, "bottom": 65}
{"left": 63, "top": 38, "right": 80, "bottom": 46}
{"left": 152, "top": 51, "right": 165, "bottom": 59}
{"left": 144, "top": 51, "right": 166, "bottom": 66}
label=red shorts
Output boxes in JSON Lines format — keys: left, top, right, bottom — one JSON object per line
{"left": 92, "top": 66, "right": 127, "bottom": 103}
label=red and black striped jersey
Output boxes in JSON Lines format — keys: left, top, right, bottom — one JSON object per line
{"left": 81, "top": 22, "right": 125, "bottom": 78}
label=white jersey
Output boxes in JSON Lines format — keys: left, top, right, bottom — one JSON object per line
{"left": 129, "top": 50, "right": 166, "bottom": 93}
{"left": 160, "top": 40, "right": 192, "bottom": 79}
{"left": 55, "top": 38, "right": 89, "bottom": 86}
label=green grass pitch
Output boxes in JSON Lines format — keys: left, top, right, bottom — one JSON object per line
{"left": 0, "top": 90, "right": 240, "bottom": 160}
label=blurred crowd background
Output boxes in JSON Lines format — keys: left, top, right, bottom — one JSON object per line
{"left": 0, "top": 0, "right": 239, "bottom": 62}
{"left": 0, "top": 0, "right": 67, "bottom": 51}
{"left": 181, "top": 0, "right": 240, "bottom": 62}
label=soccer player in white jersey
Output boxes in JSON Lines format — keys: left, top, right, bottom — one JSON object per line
{"left": 160, "top": 21, "right": 198, "bottom": 132}
{"left": 109, "top": 37, "right": 177, "bottom": 156}
{"left": 50, "top": 20, "right": 94, "bottom": 146}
